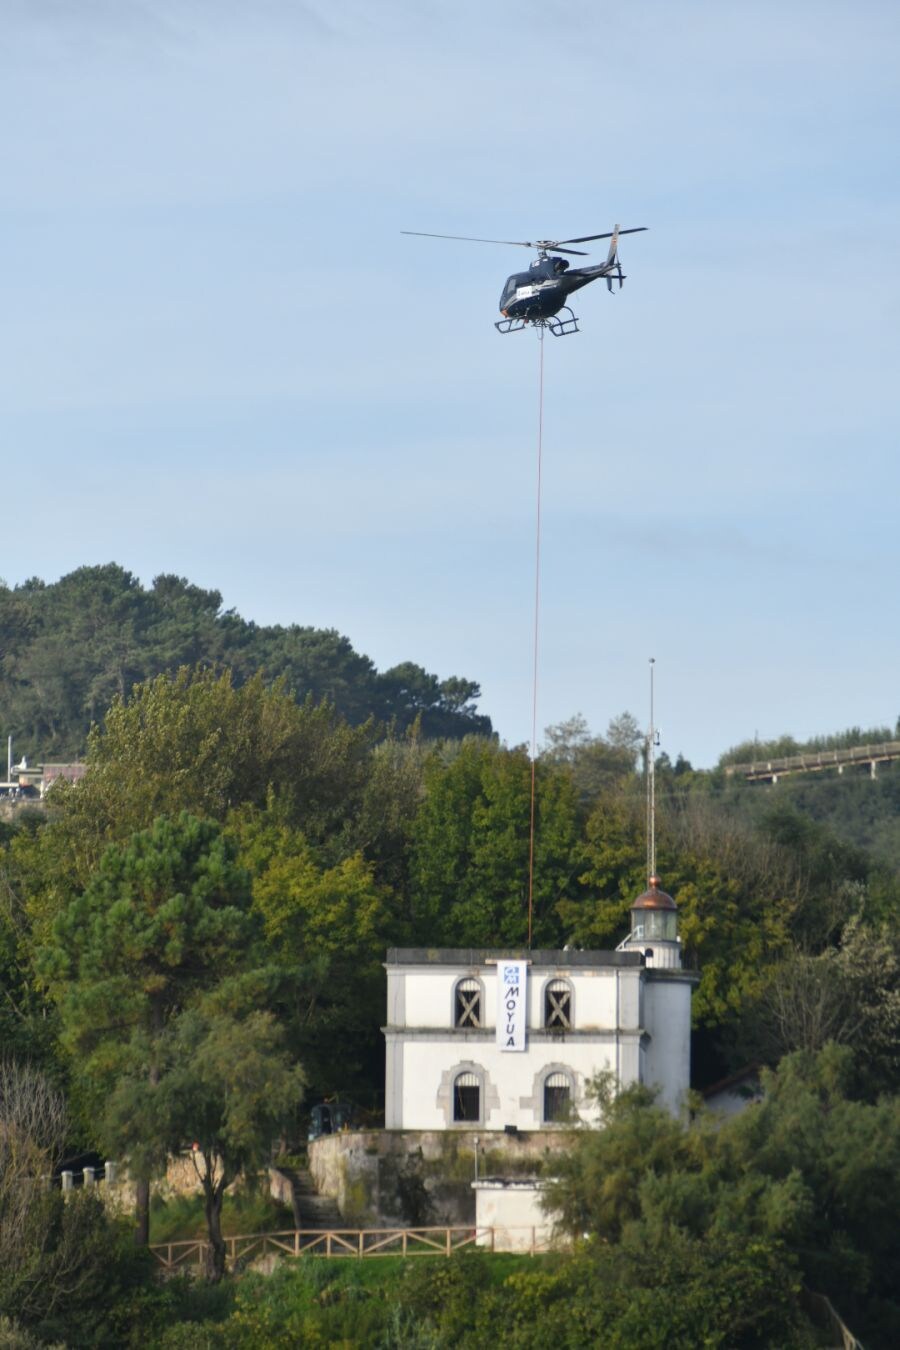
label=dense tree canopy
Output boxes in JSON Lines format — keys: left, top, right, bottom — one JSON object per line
{"left": 546, "top": 1048, "right": 900, "bottom": 1348}
{"left": 38, "top": 812, "right": 303, "bottom": 1270}
{"left": 0, "top": 564, "right": 491, "bottom": 758}
{"left": 409, "top": 739, "right": 581, "bottom": 946}
{"left": 2, "top": 632, "right": 899, "bottom": 1325}
{"left": 229, "top": 804, "right": 397, "bottom": 1091}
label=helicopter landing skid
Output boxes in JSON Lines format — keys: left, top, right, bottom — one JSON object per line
{"left": 544, "top": 307, "right": 580, "bottom": 337}
{"left": 494, "top": 307, "right": 581, "bottom": 336}
{"left": 495, "top": 316, "right": 528, "bottom": 334}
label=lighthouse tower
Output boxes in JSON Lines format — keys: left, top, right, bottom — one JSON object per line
{"left": 618, "top": 874, "right": 695, "bottom": 1112}
{"left": 616, "top": 662, "right": 697, "bottom": 1112}
{"left": 622, "top": 876, "right": 682, "bottom": 970}
{"left": 620, "top": 659, "right": 684, "bottom": 970}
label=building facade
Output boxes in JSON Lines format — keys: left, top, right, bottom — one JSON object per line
{"left": 384, "top": 884, "right": 697, "bottom": 1132}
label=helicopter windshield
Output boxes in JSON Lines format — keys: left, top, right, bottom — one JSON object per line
{"left": 500, "top": 276, "right": 517, "bottom": 306}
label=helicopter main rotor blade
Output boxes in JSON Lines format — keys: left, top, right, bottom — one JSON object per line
{"left": 401, "top": 231, "right": 535, "bottom": 248}
{"left": 400, "top": 230, "right": 589, "bottom": 255}
{"left": 559, "top": 227, "right": 648, "bottom": 244}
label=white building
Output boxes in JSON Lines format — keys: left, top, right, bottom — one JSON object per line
{"left": 472, "top": 1178, "right": 557, "bottom": 1253}
{"left": 384, "top": 879, "right": 698, "bottom": 1131}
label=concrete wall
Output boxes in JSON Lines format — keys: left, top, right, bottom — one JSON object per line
{"left": 473, "top": 1179, "right": 559, "bottom": 1252}
{"left": 308, "top": 1129, "right": 577, "bottom": 1228}
{"left": 641, "top": 971, "right": 695, "bottom": 1115}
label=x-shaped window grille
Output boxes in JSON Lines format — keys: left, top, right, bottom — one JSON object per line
{"left": 456, "top": 990, "right": 481, "bottom": 1028}
{"left": 546, "top": 988, "right": 572, "bottom": 1029}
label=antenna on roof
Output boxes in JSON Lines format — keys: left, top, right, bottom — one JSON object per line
{"left": 645, "top": 658, "right": 660, "bottom": 883}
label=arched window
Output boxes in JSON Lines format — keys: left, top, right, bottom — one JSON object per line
{"left": 454, "top": 977, "right": 482, "bottom": 1028}
{"left": 453, "top": 1071, "right": 481, "bottom": 1123}
{"left": 543, "top": 1071, "right": 572, "bottom": 1123}
{"left": 544, "top": 979, "right": 573, "bottom": 1030}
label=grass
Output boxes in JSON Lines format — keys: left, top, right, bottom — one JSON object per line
{"left": 146, "top": 1249, "right": 554, "bottom": 1347}
{"left": 148, "top": 1187, "right": 295, "bottom": 1244}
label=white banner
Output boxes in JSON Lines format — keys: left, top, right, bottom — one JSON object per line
{"left": 497, "top": 960, "right": 528, "bottom": 1052}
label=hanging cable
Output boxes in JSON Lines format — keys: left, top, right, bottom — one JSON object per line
{"left": 646, "top": 657, "right": 657, "bottom": 883}
{"left": 527, "top": 331, "right": 545, "bottom": 949}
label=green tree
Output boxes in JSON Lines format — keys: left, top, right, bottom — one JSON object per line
{"left": 0, "top": 565, "right": 161, "bottom": 755}
{"left": 409, "top": 739, "right": 580, "bottom": 946}
{"left": 0, "top": 565, "right": 492, "bottom": 761}
{"left": 235, "top": 624, "right": 381, "bottom": 727}
{"left": 14, "top": 669, "right": 378, "bottom": 956}
{"left": 545, "top": 1049, "right": 900, "bottom": 1347}
{"left": 740, "top": 916, "right": 900, "bottom": 1096}
{"left": 375, "top": 663, "right": 492, "bottom": 738}
{"left": 229, "top": 805, "right": 395, "bottom": 1095}
{"left": 104, "top": 1003, "right": 303, "bottom": 1281}
{"left": 0, "top": 826, "right": 61, "bottom": 1067}
{"left": 350, "top": 730, "right": 430, "bottom": 900}
{"left": 541, "top": 713, "right": 637, "bottom": 805}
{"left": 38, "top": 812, "right": 302, "bottom": 1268}
{"left": 561, "top": 788, "right": 799, "bottom": 1026}
{"left": 605, "top": 710, "right": 643, "bottom": 762}
{"left": 53, "top": 668, "right": 375, "bottom": 854}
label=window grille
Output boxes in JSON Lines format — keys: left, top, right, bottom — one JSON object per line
{"left": 453, "top": 1072, "right": 480, "bottom": 1123}
{"left": 543, "top": 1071, "right": 572, "bottom": 1123}
{"left": 544, "top": 979, "right": 572, "bottom": 1029}
{"left": 455, "top": 978, "right": 482, "bottom": 1028}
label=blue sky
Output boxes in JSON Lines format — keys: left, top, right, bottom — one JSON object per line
{"left": 2, "top": 1, "right": 898, "bottom": 766}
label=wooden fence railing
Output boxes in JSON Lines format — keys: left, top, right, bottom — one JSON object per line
{"left": 149, "top": 1225, "right": 553, "bottom": 1272}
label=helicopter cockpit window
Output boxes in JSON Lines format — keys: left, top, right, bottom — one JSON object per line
{"left": 501, "top": 277, "right": 516, "bottom": 304}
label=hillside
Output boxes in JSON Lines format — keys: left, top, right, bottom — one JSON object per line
{"left": 0, "top": 565, "right": 492, "bottom": 759}
{"left": 718, "top": 724, "right": 900, "bottom": 766}
{"left": 3, "top": 565, "right": 898, "bottom": 879}
{"left": 716, "top": 759, "right": 900, "bottom": 875}
{"left": 708, "top": 726, "right": 900, "bottom": 874}
{"left": 3, "top": 668, "right": 900, "bottom": 1344}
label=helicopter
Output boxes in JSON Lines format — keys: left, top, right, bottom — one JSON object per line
{"left": 401, "top": 225, "right": 647, "bottom": 335}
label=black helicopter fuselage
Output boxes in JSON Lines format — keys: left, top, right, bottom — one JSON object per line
{"left": 498, "top": 255, "right": 610, "bottom": 321}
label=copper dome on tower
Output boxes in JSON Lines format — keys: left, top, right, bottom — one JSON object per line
{"left": 631, "top": 876, "right": 677, "bottom": 911}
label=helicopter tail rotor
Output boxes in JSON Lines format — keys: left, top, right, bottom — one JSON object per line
{"left": 605, "top": 225, "right": 626, "bottom": 292}
{"left": 606, "top": 263, "right": 626, "bottom": 292}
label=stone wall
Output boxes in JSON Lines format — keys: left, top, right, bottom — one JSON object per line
{"left": 98, "top": 1153, "right": 242, "bottom": 1217}
{"left": 308, "top": 1129, "right": 576, "bottom": 1227}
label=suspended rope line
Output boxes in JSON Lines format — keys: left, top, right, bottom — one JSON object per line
{"left": 527, "top": 331, "right": 545, "bottom": 949}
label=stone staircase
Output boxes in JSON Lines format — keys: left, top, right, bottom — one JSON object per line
{"left": 272, "top": 1163, "right": 344, "bottom": 1230}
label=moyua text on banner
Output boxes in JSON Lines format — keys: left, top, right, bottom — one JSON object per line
{"left": 497, "top": 960, "right": 527, "bottom": 1052}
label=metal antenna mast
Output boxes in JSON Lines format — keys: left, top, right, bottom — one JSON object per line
{"left": 646, "top": 658, "right": 659, "bottom": 882}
